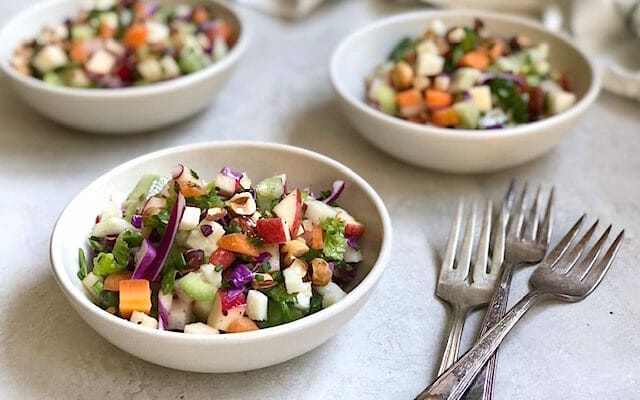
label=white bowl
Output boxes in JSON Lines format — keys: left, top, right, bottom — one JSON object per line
{"left": 330, "top": 10, "right": 601, "bottom": 173}
{"left": 0, "top": 0, "right": 249, "bottom": 134}
{"left": 49, "top": 141, "right": 392, "bottom": 372}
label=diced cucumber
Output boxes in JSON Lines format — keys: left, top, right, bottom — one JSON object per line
{"left": 82, "top": 272, "right": 104, "bottom": 301}
{"left": 43, "top": 72, "right": 64, "bottom": 86}
{"left": 375, "top": 83, "right": 397, "bottom": 115}
{"left": 123, "top": 174, "right": 165, "bottom": 219}
{"left": 453, "top": 101, "right": 480, "bottom": 129}
{"left": 178, "top": 51, "right": 203, "bottom": 74}
{"left": 177, "top": 272, "right": 217, "bottom": 302}
{"left": 71, "top": 25, "right": 96, "bottom": 41}
{"left": 256, "top": 176, "right": 284, "bottom": 212}
{"left": 450, "top": 68, "right": 481, "bottom": 92}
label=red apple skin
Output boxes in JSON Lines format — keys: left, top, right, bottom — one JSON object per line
{"left": 209, "top": 248, "right": 236, "bottom": 269}
{"left": 256, "top": 218, "right": 290, "bottom": 244}
{"left": 274, "top": 188, "right": 302, "bottom": 238}
{"left": 345, "top": 222, "right": 365, "bottom": 237}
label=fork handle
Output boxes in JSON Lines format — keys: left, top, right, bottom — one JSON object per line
{"left": 461, "top": 261, "right": 516, "bottom": 400}
{"left": 438, "top": 305, "right": 468, "bottom": 375}
{"left": 415, "top": 291, "right": 547, "bottom": 400}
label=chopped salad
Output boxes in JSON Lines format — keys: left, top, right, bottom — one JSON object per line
{"left": 78, "top": 165, "right": 365, "bottom": 333}
{"left": 366, "top": 19, "right": 577, "bottom": 129}
{"left": 12, "top": 0, "right": 234, "bottom": 88}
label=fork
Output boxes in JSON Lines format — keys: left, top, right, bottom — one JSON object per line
{"left": 435, "top": 198, "right": 507, "bottom": 375}
{"left": 462, "top": 183, "right": 553, "bottom": 400}
{"left": 415, "top": 215, "right": 625, "bottom": 400}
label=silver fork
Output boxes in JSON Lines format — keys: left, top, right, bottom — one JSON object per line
{"left": 435, "top": 198, "right": 507, "bottom": 375}
{"left": 416, "top": 215, "right": 625, "bottom": 400}
{"left": 462, "top": 183, "right": 553, "bottom": 400}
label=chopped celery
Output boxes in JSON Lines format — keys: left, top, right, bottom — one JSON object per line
{"left": 256, "top": 176, "right": 284, "bottom": 213}
{"left": 177, "top": 272, "right": 217, "bottom": 301}
{"left": 374, "top": 84, "right": 397, "bottom": 115}
{"left": 71, "top": 25, "right": 95, "bottom": 41}
{"left": 178, "top": 51, "right": 203, "bottom": 74}
{"left": 43, "top": 72, "right": 64, "bottom": 86}
{"left": 453, "top": 101, "right": 480, "bottom": 129}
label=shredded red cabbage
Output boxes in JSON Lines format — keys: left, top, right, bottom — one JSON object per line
{"left": 347, "top": 236, "right": 360, "bottom": 250}
{"left": 229, "top": 264, "right": 253, "bottom": 288}
{"left": 131, "top": 214, "right": 143, "bottom": 229}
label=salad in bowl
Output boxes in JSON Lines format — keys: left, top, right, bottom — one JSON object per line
{"left": 78, "top": 165, "right": 365, "bottom": 334}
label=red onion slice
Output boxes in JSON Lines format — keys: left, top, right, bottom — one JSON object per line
{"left": 322, "top": 180, "right": 345, "bottom": 205}
{"left": 131, "top": 214, "right": 143, "bottom": 229}
{"left": 158, "top": 291, "right": 173, "bottom": 330}
{"left": 171, "top": 164, "right": 185, "bottom": 179}
{"left": 132, "top": 239, "right": 157, "bottom": 280}
{"left": 145, "top": 192, "right": 186, "bottom": 281}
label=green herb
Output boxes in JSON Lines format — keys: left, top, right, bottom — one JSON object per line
{"left": 259, "top": 261, "right": 271, "bottom": 273}
{"left": 444, "top": 45, "right": 465, "bottom": 72}
{"left": 112, "top": 234, "right": 132, "bottom": 267}
{"left": 300, "top": 248, "right": 322, "bottom": 263}
{"left": 186, "top": 187, "right": 224, "bottom": 210}
{"left": 489, "top": 79, "right": 528, "bottom": 123}
{"left": 460, "top": 28, "right": 478, "bottom": 53}
{"left": 300, "top": 188, "right": 310, "bottom": 203}
{"left": 309, "top": 291, "right": 323, "bottom": 314}
{"left": 144, "top": 209, "right": 170, "bottom": 235}
{"left": 88, "top": 236, "right": 104, "bottom": 252}
{"left": 165, "top": 246, "right": 187, "bottom": 270}
{"left": 248, "top": 236, "right": 264, "bottom": 246}
{"left": 257, "top": 284, "right": 304, "bottom": 328}
{"left": 190, "top": 169, "right": 200, "bottom": 179}
{"left": 317, "top": 189, "right": 332, "bottom": 201}
{"left": 91, "top": 279, "right": 104, "bottom": 298}
{"left": 272, "top": 270, "right": 283, "bottom": 283}
{"left": 255, "top": 274, "right": 264, "bottom": 282}
{"left": 214, "top": 265, "right": 224, "bottom": 272}
{"left": 99, "top": 291, "right": 119, "bottom": 309}
{"left": 224, "top": 224, "right": 242, "bottom": 234}
{"left": 321, "top": 217, "right": 347, "bottom": 261}
{"left": 335, "top": 260, "right": 354, "bottom": 271}
{"left": 77, "top": 248, "right": 89, "bottom": 280}
{"left": 120, "top": 230, "right": 143, "bottom": 247}
{"left": 161, "top": 267, "right": 177, "bottom": 294}
{"left": 389, "top": 37, "right": 415, "bottom": 62}
{"left": 92, "top": 252, "right": 125, "bottom": 277}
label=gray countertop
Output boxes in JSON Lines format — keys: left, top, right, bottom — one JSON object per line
{"left": 1, "top": 1, "right": 639, "bottom": 399}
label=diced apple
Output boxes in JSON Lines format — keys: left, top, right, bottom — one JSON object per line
{"left": 335, "top": 207, "right": 365, "bottom": 237}
{"left": 198, "top": 264, "right": 222, "bottom": 288}
{"left": 207, "top": 291, "right": 247, "bottom": 331}
{"left": 92, "top": 217, "right": 135, "bottom": 237}
{"left": 130, "top": 311, "right": 158, "bottom": 329}
{"left": 215, "top": 173, "right": 237, "bottom": 197}
{"left": 160, "top": 55, "right": 180, "bottom": 79}
{"left": 450, "top": 68, "right": 481, "bottom": 92}
{"left": 304, "top": 200, "right": 338, "bottom": 224}
{"left": 273, "top": 189, "right": 302, "bottom": 237}
{"left": 167, "top": 297, "right": 193, "bottom": 331}
{"left": 314, "top": 282, "right": 347, "bottom": 308}
{"left": 32, "top": 45, "right": 68, "bottom": 73}
{"left": 137, "top": 58, "right": 163, "bottom": 82}
{"left": 86, "top": 49, "right": 115, "bottom": 75}
{"left": 256, "top": 217, "right": 290, "bottom": 244}
{"left": 293, "top": 284, "right": 312, "bottom": 311}
{"left": 283, "top": 259, "right": 308, "bottom": 294}
{"left": 247, "top": 290, "right": 268, "bottom": 321}
{"left": 208, "top": 248, "right": 236, "bottom": 269}
{"left": 344, "top": 247, "right": 363, "bottom": 263}
{"left": 184, "top": 221, "right": 224, "bottom": 257}
{"left": 258, "top": 244, "right": 280, "bottom": 272}
{"left": 179, "top": 206, "right": 201, "bottom": 231}
{"left": 184, "top": 322, "right": 219, "bottom": 334}
{"left": 468, "top": 85, "right": 492, "bottom": 113}
{"left": 548, "top": 90, "right": 576, "bottom": 115}
{"left": 145, "top": 20, "right": 169, "bottom": 44}
{"left": 416, "top": 53, "right": 444, "bottom": 76}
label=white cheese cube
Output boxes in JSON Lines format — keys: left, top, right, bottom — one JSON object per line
{"left": 137, "top": 58, "right": 163, "bottom": 82}
{"left": 416, "top": 53, "right": 445, "bottom": 77}
{"left": 315, "top": 282, "right": 347, "bottom": 308}
{"left": 247, "top": 290, "right": 268, "bottom": 321}
{"left": 184, "top": 221, "right": 224, "bottom": 257}
{"left": 434, "top": 75, "right": 450, "bottom": 92}
{"left": 32, "top": 45, "right": 68, "bottom": 73}
{"left": 416, "top": 39, "right": 438, "bottom": 55}
{"left": 146, "top": 21, "right": 170, "bottom": 44}
{"left": 179, "top": 206, "right": 201, "bottom": 231}
{"left": 130, "top": 311, "right": 158, "bottom": 329}
{"left": 468, "top": 85, "right": 493, "bottom": 113}
{"left": 160, "top": 55, "right": 180, "bottom": 79}
{"left": 548, "top": 90, "right": 576, "bottom": 115}
{"left": 184, "top": 322, "right": 219, "bottom": 334}
{"left": 215, "top": 173, "right": 237, "bottom": 197}
{"left": 86, "top": 49, "right": 115, "bottom": 75}
{"left": 450, "top": 68, "right": 481, "bottom": 92}
{"left": 283, "top": 260, "right": 308, "bottom": 294}
{"left": 198, "top": 264, "right": 222, "bottom": 288}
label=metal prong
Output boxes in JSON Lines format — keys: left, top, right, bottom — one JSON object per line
{"left": 540, "top": 214, "right": 586, "bottom": 268}
{"left": 489, "top": 201, "right": 508, "bottom": 274}
{"left": 473, "top": 201, "right": 492, "bottom": 284}
{"left": 555, "top": 220, "right": 599, "bottom": 274}
{"left": 538, "top": 187, "right": 554, "bottom": 247}
{"left": 456, "top": 202, "right": 476, "bottom": 279}
{"left": 583, "top": 230, "right": 625, "bottom": 293}
{"left": 490, "top": 180, "right": 515, "bottom": 255}
{"left": 507, "top": 182, "right": 528, "bottom": 239}
{"left": 570, "top": 225, "right": 612, "bottom": 280}
{"left": 523, "top": 186, "right": 541, "bottom": 241}
{"left": 442, "top": 201, "right": 464, "bottom": 271}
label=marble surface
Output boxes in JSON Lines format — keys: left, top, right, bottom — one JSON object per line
{"left": 1, "top": 1, "right": 639, "bottom": 399}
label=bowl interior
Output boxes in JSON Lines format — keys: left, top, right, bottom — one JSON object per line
{"left": 332, "top": 11, "right": 594, "bottom": 129}
{"left": 0, "top": 0, "right": 243, "bottom": 89}
{"left": 51, "top": 142, "right": 387, "bottom": 326}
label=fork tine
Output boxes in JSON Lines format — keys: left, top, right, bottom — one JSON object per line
{"left": 507, "top": 182, "right": 528, "bottom": 239}
{"left": 541, "top": 214, "right": 586, "bottom": 268}
{"left": 489, "top": 200, "right": 508, "bottom": 274}
{"left": 473, "top": 201, "right": 492, "bottom": 282}
{"left": 456, "top": 202, "right": 476, "bottom": 277}
{"left": 554, "top": 220, "right": 599, "bottom": 274}
{"left": 523, "top": 186, "right": 541, "bottom": 241}
{"left": 569, "top": 225, "right": 612, "bottom": 280}
{"left": 490, "top": 180, "right": 516, "bottom": 254}
{"left": 537, "top": 187, "right": 554, "bottom": 247}
{"left": 583, "top": 230, "right": 625, "bottom": 293}
{"left": 442, "top": 201, "right": 464, "bottom": 271}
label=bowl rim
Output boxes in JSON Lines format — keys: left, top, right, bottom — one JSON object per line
{"left": 49, "top": 141, "right": 393, "bottom": 344}
{"left": 329, "top": 9, "right": 601, "bottom": 140}
{"left": 0, "top": 0, "right": 250, "bottom": 98}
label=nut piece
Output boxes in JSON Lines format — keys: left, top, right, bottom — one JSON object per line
{"left": 226, "top": 192, "right": 256, "bottom": 216}
{"left": 230, "top": 216, "right": 257, "bottom": 236}
{"left": 282, "top": 239, "right": 310, "bottom": 266}
{"left": 205, "top": 207, "right": 227, "bottom": 221}
{"left": 251, "top": 273, "right": 277, "bottom": 290}
{"left": 311, "top": 258, "right": 332, "bottom": 286}
{"left": 446, "top": 27, "right": 465, "bottom": 44}
{"left": 391, "top": 60, "right": 414, "bottom": 90}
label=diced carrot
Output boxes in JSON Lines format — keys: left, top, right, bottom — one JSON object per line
{"left": 431, "top": 107, "right": 460, "bottom": 127}
{"left": 226, "top": 317, "right": 259, "bottom": 333}
{"left": 124, "top": 23, "right": 147, "bottom": 48}
{"left": 459, "top": 51, "right": 490, "bottom": 70}
{"left": 178, "top": 182, "right": 206, "bottom": 198}
{"left": 119, "top": 279, "right": 152, "bottom": 318}
{"left": 104, "top": 271, "right": 133, "bottom": 292}
{"left": 133, "top": 3, "right": 147, "bottom": 17}
{"left": 310, "top": 224, "right": 324, "bottom": 250}
{"left": 395, "top": 89, "right": 423, "bottom": 108}
{"left": 217, "top": 233, "right": 260, "bottom": 257}
{"left": 217, "top": 21, "right": 232, "bottom": 43}
{"left": 425, "top": 90, "right": 453, "bottom": 108}
{"left": 191, "top": 7, "right": 209, "bottom": 24}
{"left": 70, "top": 42, "right": 89, "bottom": 63}
{"left": 209, "top": 248, "right": 237, "bottom": 269}
{"left": 488, "top": 40, "right": 505, "bottom": 60}
{"left": 99, "top": 23, "right": 117, "bottom": 39}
